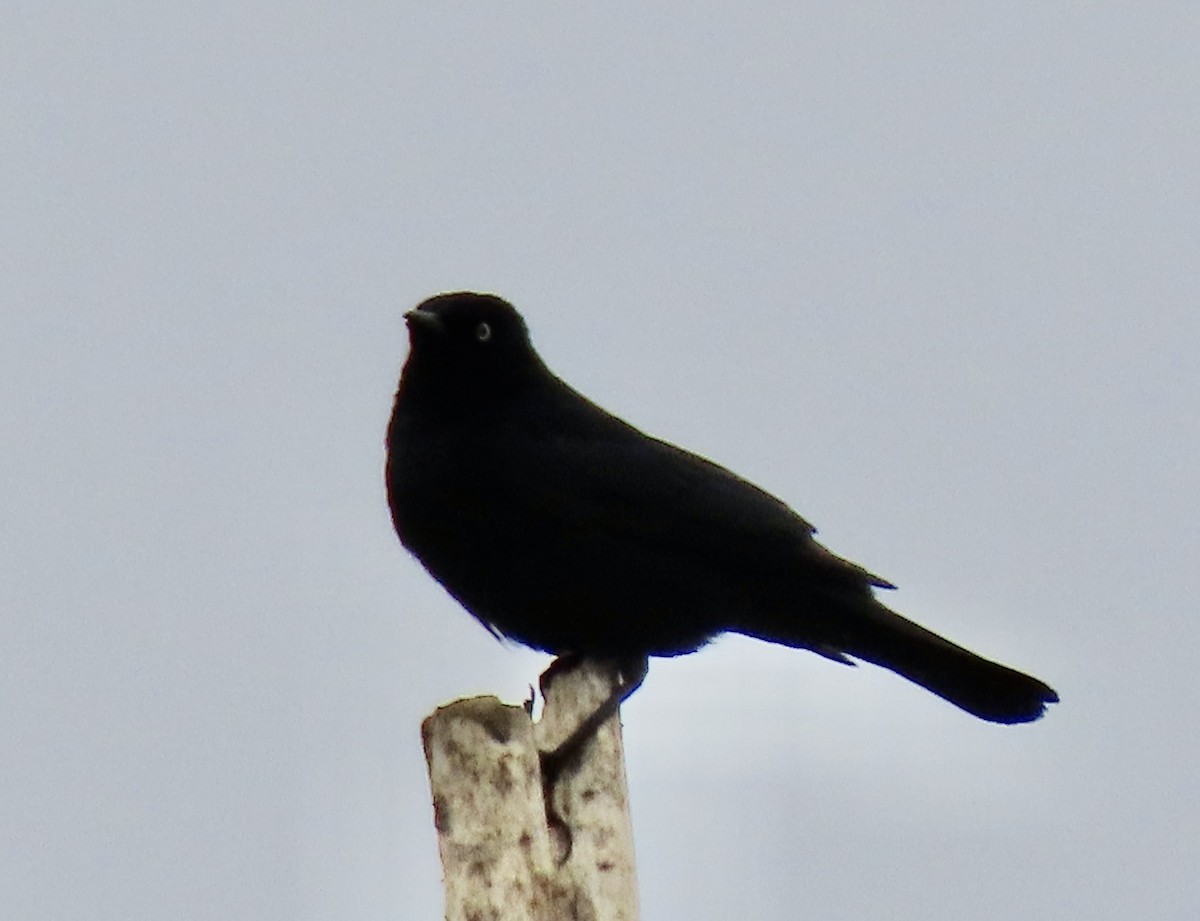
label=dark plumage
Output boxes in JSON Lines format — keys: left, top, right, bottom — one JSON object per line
{"left": 386, "top": 292, "right": 1058, "bottom": 724}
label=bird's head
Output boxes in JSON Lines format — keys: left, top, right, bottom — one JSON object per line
{"left": 398, "top": 292, "right": 546, "bottom": 406}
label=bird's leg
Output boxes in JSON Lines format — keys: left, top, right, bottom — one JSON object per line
{"left": 538, "top": 655, "right": 648, "bottom": 786}
{"left": 538, "top": 655, "right": 648, "bottom": 862}
{"left": 538, "top": 650, "right": 585, "bottom": 688}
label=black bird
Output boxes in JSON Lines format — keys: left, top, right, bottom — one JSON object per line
{"left": 386, "top": 292, "right": 1057, "bottom": 730}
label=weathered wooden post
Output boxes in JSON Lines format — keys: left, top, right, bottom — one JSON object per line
{"left": 421, "top": 659, "right": 640, "bottom": 921}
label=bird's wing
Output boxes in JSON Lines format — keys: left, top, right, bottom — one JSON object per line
{"left": 481, "top": 418, "right": 892, "bottom": 591}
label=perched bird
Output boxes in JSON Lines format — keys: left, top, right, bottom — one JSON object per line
{"left": 386, "top": 292, "right": 1057, "bottom": 726}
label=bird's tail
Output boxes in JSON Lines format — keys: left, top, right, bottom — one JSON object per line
{"left": 747, "top": 599, "right": 1058, "bottom": 724}
{"left": 838, "top": 602, "right": 1058, "bottom": 723}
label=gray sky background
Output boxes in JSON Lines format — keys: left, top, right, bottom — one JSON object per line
{"left": 4, "top": 5, "right": 1197, "bottom": 920}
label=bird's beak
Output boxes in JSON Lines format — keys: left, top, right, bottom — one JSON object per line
{"left": 404, "top": 308, "right": 446, "bottom": 335}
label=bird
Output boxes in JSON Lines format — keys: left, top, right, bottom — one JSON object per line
{"left": 386, "top": 291, "right": 1058, "bottom": 733}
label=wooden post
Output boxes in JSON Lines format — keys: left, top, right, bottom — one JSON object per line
{"left": 421, "top": 659, "right": 640, "bottom": 921}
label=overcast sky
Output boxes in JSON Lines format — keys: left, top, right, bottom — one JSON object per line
{"left": 4, "top": 4, "right": 1197, "bottom": 920}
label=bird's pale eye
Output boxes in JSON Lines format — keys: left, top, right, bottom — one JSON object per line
{"left": 475, "top": 322, "right": 492, "bottom": 342}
